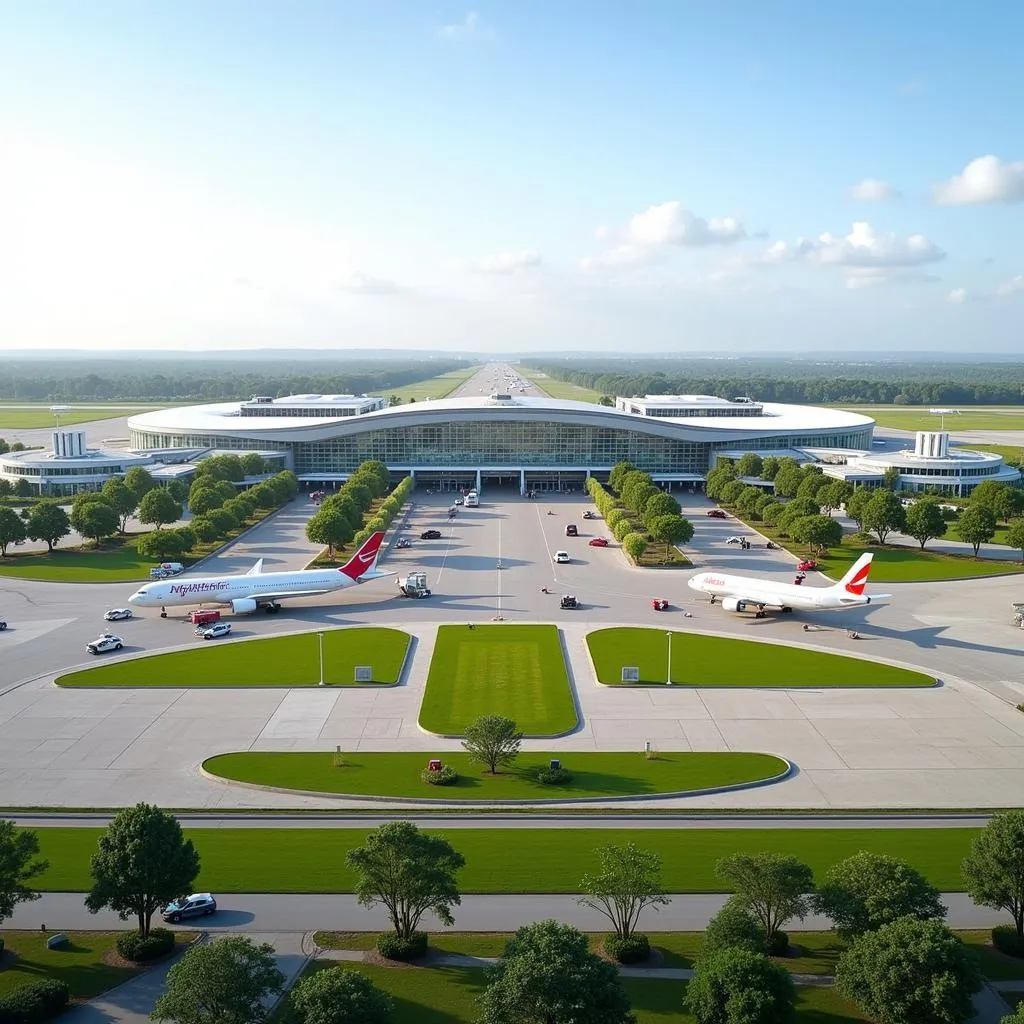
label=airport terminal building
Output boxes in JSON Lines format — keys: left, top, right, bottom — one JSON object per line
{"left": 127, "top": 393, "right": 876, "bottom": 492}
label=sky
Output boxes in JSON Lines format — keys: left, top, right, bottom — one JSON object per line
{"left": 1, "top": 0, "right": 1022, "bottom": 354}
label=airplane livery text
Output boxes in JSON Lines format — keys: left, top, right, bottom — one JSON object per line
{"left": 169, "top": 581, "right": 231, "bottom": 596}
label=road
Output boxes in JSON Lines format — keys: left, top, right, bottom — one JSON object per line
{"left": 7, "top": 890, "right": 1006, "bottom": 933}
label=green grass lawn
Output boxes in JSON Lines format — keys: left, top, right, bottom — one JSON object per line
{"left": 201, "top": 750, "right": 787, "bottom": 800}
{"left": 0, "top": 931, "right": 147, "bottom": 1000}
{"left": 587, "top": 627, "right": 933, "bottom": 687}
{"left": 518, "top": 368, "right": 604, "bottom": 403}
{"left": 419, "top": 624, "right": 578, "bottom": 736}
{"left": 56, "top": 627, "right": 410, "bottom": 687}
{"left": 0, "top": 534, "right": 175, "bottom": 583}
{"left": 966, "top": 443, "right": 1024, "bottom": 467}
{"left": 837, "top": 406, "right": 1024, "bottom": 432}
{"left": 0, "top": 407, "right": 161, "bottom": 429}
{"left": 373, "top": 366, "right": 480, "bottom": 404}
{"left": 26, "top": 826, "right": 979, "bottom": 894}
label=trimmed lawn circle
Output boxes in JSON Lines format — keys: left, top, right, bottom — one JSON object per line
{"left": 201, "top": 750, "right": 789, "bottom": 801}
{"left": 56, "top": 627, "right": 411, "bottom": 687}
{"left": 419, "top": 624, "right": 578, "bottom": 736}
{"left": 587, "top": 627, "right": 934, "bottom": 687}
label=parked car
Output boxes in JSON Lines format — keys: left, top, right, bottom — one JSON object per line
{"left": 797, "top": 559, "right": 819, "bottom": 572}
{"left": 396, "top": 538, "right": 412, "bottom": 549}
{"left": 582, "top": 510, "right": 595, "bottom": 519}
{"left": 201, "top": 622, "right": 232, "bottom": 640}
{"left": 706, "top": 509, "right": 727, "bottom": 518}
{"left": 162, "top": 893, "right": 217, "bottom": 923}
{"left": 421, "top": 529, "right": 442, "bottom": 540}
{"left": 726, "top": 536, "right": 745, "bottom": 544}
{"left": 588, "top": 537, "right": 609, "bottom": 547}
{"left": 87, "top": 635, "right": 123, "bottom": 655}
{"left": 565, "top": 524, "right": 578, "bottom": 537}
{"left": 554, "top": 550, "right": 571, "bottom": 563}
{"left": 104, "top": 608, "right": 133, "bottom": 621}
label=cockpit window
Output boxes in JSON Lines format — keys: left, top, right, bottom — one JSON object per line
{"left": 136, "top": 589, "right": 148, "bottom": 596}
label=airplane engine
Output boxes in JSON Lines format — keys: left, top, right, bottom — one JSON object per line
{"left": 231, "top": 598, "right": 258, "bottom": 614}
{"left": 721, "top": 597, "right": 746, "bottom": 612}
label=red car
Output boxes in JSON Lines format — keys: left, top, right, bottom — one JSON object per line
{"left": 588, "top": 537, "right": 609, "bottom": 547}
{"left": 797, "top": 559, "right": 819, "bottom": 572}
{"left": 706, "top": 509, "right": 727, "bottom": 518}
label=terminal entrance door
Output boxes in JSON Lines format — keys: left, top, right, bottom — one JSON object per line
{"left": 524, "top": 471, "right": 587, "bottom": 494}
{"left": 415, "top": 472, "right": 475, "bottom": 493}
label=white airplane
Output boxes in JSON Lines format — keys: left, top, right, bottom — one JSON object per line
{"left": 128, "top": 531, "right": 392, "bottom": 615}
{"left": 687, "top": 553, "right": 891, "bottom": 618}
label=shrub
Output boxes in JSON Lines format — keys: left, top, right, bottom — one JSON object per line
{"left": 376, "top": 931, "right": 428, "bottom": 961}
{"left": 604, "top": 933, "right": 650, "bottom": 963}
{"left": 536, "top": 765, "right": 573, "bottom": 786}
{"left": 768, "top": 930, "right": 790, "bottom": 956}
{"left": 701, "top": 895, "right": 767, "bottom": 960}
{"left": 0, "top": 979, "right": 70, "bottom": 1023}
{"left": 421, "top": 765, "right": 459, "bottom": 786}
{"left": 116, "top": 927, "right": 175, "bottom": 963}
{"left": 992, "top": 925, "right": 1024, "bottom": 959}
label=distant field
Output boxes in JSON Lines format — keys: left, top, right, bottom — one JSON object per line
{"left": 518, "top": 369, "right": 604, "bottom": 403}
{"left": 0, "top": 536, "right": 166, "bottom": 583}
{"left": 839, "top": 405, "right": 1024, "bottom": 432}
{"left": 373, "top": 366, "right": 480, "bottom": 403}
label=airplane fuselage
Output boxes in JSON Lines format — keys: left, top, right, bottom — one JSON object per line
{"left": 129, "top": 568, "right": 364, "bottom": 608}
{"left": 687, "top": 571, "right": 873, "bottom": 611}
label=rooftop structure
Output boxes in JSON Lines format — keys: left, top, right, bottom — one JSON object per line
{"left": 617, "top": 394, "right": 764, "bottom": 418}
{"left": 239, "top": 394, "right": 386, "bottom": 418}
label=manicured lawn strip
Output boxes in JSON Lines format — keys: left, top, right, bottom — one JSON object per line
{"left": 0, "top": 535, "right": 169, "bottom": 583}
{"left": 517, "top": 368, "right": 604, "bottom": 403}
{"left": 0, "top": 409, "right": 155, "bottom": 428}
{"left": 837, "top": 406, "right": 1024, "bottom": 432}
{"left": 27, "top": 826, "right": 978, "bottom": 894}
{"left": 202, "top": 751, "right": 787, "bottom": 800}
{"left": 419, "top": 624, "right": 578, "bottom": 736}
{"left": 56, "top": 627, "right": 409, "bottom": 687}
{"left": 587, "top": 627, "right": 932, "bottom": 687}
{"left": 376, "top": 366, "right": 480, "bottom": 403}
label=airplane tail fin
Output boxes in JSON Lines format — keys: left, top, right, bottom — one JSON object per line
{"left": 246, "top": 558, "right": 264, "bottom": 576}
{"left": 835, "top": 553, "right": 873, "bottom": 596}
{"left": 339, "top": 531, "right": 386, "bottom": 581}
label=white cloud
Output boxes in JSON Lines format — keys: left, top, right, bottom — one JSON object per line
{"left": 946, "top": 288, "right": 968, "bottom": 303}
{"left": 995, "top": 275, "right": 1024, "bottom": 297}
{"left": 814, "top": 222, "right": 944, "bottom": 269}
{"left": 625, "top": 201, "right": 745, "bottom": 247}
{"left": 337, "top": 271, "right": 405, "bottom": 294}
{"left": 438, "top": 11, "right": 494, "bottom": 39}
{"left": 476, "top": 250, "right": 542, "bottom": 275}
{"left": 849, "top": 178, "right": 900, "bottom": 201}
{"left": 933, "top": 155, "right": 1024, "bottom": 205}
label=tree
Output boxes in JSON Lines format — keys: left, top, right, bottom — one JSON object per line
{"left": 735, "top": 452, "right": 763, "bottom": 477}
{"left": 167, "top": 479, "right": 189, "bottom": 504}
{"left": 861, "top": 489, "right": 906, "bottom": 544}
{"left": 773, "top": 464, "right": 803, "bottom": 498}
{"left": 206, "top": 507, "right": 238, "bottom": 537}
{"left": 608, "top": 461, "right": 636, "bottom": 492}
{"left": 14, "top": 477, "right": 31, "bottom": 498}
{"left": 962, "top": 809, "right": 1024, "bottom": 939}
{"left": 70, "top": 498, "right": 119, "bottom": 545}
{"left": 85, "top": 802, "right": 200, "bottom": 937}
{"left": 461, "top": 714, "right": 522, "bottom": 774}
{"left": 0, "top": 819, "right": 47, "bottom": 924}
{"left": 720, "top": 479, "right": 746, "bottom": 505}
{"left": 123, "top": 466, "right": 156, "bottom": 503}
{"left": 641, "top": 491, "right": 681, "bottom": 523}
{"left": 138, "top": 488, "right": 183, "bottom": 530}
{"left": 993, "top": 487, "right": 1024, "bottom": 523}
{"left": 577, "top": 843, "right": 670, "bottom": 941}
{"left": 137, "top": 530, "right": 189, "bottom": 562}
{"left": 151, "top": 935, "right": 284, "bottom": 1024}
{"left": 478, "top": 919, "right": 635, "bottom": 1024}
{"left": 970, "top": 480, "right": 1014, "bottom": 519}
{"left": 187, "top": 484, "right": 226, "bottom": 516}
{"left": 101, "top": 478, "right": 139, "bottom": 533}
{"left": 0, "top": 506, "right": 27, "bottom": 556}
{"left": 306, "top": 506, "right": 356, "bottom": 558}
{"left": 341, "top": 482, "right": 372, "bottom": 513}
{"left": 289, "top": 967, "right": 393, "bottom": 1024}
{"left": 195, "top": 454, "right": 245, "bottom": 483}
{"left": 1007, "top": 518, "right": 1024, "bottom": 562}
{"left": 622, "top": 532, "right": 648, "bottom": 561}
{"left": 701, "top": 896, "right": 767, "bottom": 960}
{"left": 812, "top": 852, "right": 945, "bottom": 940}
{"left": 25, "top": 501, "right": 71, "bottom": 551}
{"left": 174, "top": 525, "right": 197, "bottom": 552}
{"left": 796, "top": 471, "right": 828, "bottom": 501}
{"left": 845, "top": 487, "right": 872, "bottom": 530}
{"left": 903, "top": 499, "right": 948, "bottom": 550}
{"left": 735, "top": 486, "right": 765, "bottom": 519}
{"left": 882, "top": 465, "right": 902, "bottom": 491}
{"left": 788, "top": 514, "right": 842, "bottom": 555}
{"left": 240, "top": 452, "right": 266, "bottom": 478}
{"left": 835, "top": 917, "right": 981, "bottom": 1024}
{"left": 760, "top": 456, "right": 780, "bottom": 481}
{"left": 954, "top": 504, "right": 997, "bottom": 556}
{"left": 347, "top": 821, "right": 464, "bottom": 939}
{"left": 188, "top": 516, "right": 219, "bottom": 545}
{"left": 685, "top": 947, "right": 796, "bottom": 1024}
{"left": 818, "top": 480, "right": 853, "bottom": 515}
{"left": 715, "top": 853, "right": 813, "bottom": 948}
{"left": 648, "top": 514, "right": 694, "bottom": 560}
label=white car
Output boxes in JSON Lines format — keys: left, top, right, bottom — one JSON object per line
{"left": 104, "top": 608, "right": 133, "bottom": 621}
{"left": 202, "top": 622, "right": 232, "bottom": 640}
{"left": 554, "top": 550, "right": 571, "bottom": 564}
{"left": 87, "top": 635, "right": 123, "bottom": 655}
{"left": 725, "top": 536, "right": 746, "bottom": 545}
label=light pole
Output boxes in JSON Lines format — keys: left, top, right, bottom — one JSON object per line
{"left": 317, "top": 631, "right": 325, "bottom": 687}
{"left": 665, "top": 631, "right": 673, "bottom": 686}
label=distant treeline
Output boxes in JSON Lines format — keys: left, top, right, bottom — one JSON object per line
{"left": 521, "top": 359, "right": 1024, "bottom": 406}
{"left": 0, "top": 358, "right": 471, "bottom": 402}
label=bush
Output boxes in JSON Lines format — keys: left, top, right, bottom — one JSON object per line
{"left": 992, "top": 925, "right": 1024, "bottom": 958}
{"left": 536, "top": 765, "right": 573, "bottom": 786}
{"left": 376, "top": 931, "right": 428, "bottom": 962}
{"left": 0, "top": 979, "right": 70, "bottom": 1023}
{"left": 421, "top": 765, "right": 459, "bottom": 786}
{"left": 604, "top": 933, "right": 650, "bottom": 963}
{"left": 767, "top": 930, "right": 790, "bottom": 956}
{"left": 116, "top": 927, "right": 175, "bottom": 963}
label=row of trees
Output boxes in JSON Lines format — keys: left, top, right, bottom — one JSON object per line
{"left": 587, "top": 461, "right": 694, "bottom": 562}
{"left": 522, "top": 358, "right": 1024, "bottom": 408}
{"left": 305, "top": 461, "right": 412, "bottom": 557}
{"left": 4, "top": 808, "right": 1024, "bottom": 1023}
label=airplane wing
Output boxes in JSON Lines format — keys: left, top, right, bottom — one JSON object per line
{"left": 246, "top": 559, "right": 264, "bottom": 576}
{"left": 241, "top": 587, "right": 334, "bottom": 603}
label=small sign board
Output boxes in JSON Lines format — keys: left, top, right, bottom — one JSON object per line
{"left": 621, "top": 666, "right": 640, "bottom": 683}
{"left": 354, "top": 666, "right": 373, "bottom": 683}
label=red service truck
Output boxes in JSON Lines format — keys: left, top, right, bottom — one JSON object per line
{"left": 189, "top": 610, "right": 221, "bottom": 627}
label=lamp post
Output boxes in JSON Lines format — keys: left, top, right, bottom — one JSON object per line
{"left": 317, "top": 631, "right": 325, "bottom": 687}
{"left": 665, "top": 631, "right": 673, "bottom": 686}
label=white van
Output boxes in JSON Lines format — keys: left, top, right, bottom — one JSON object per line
{"left": 465, "top": 493, "right": 479, "bottom": 507}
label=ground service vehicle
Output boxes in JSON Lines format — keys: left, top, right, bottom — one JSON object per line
{"left": 560, "top": 594, "right": 579, "bottom": 609}
{"left": 398, "top": 572, "right": 431, "bottom": 598}
{"left": 190, "top": 610, "right": 221, "bottom": 627}
{"left": 797, "top": 559, "right": 819, "bottom": 572}
{"left": 201, "top": 622, "right": 232, "bottom": 640}
{"left": 706, "top": 509, "right": 727, "bottom": 518}
{"left": 104, "top": 608, "right": 133, "bottom": 621}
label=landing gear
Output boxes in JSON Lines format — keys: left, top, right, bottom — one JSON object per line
{"left": 160, "top": 606, "right": 167, "bottom": 619}
{"left": 263, "top": 603, "right": 281, "bottom": 615}
{"left": 780, "top": 606, "right": 794, "bottom": 614}
{"left": 755, "top": 610, "right": 767, "bottom": 619}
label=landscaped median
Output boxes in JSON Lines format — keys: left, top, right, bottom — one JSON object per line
{"left": 201, "top": 750, "right": 790, "bottom": 803}
{"left": 419, "top": 624, "right": 578, "bottom": 736}
{"left": 586, "top": 627, "right": 934, "bottom": 687}
{"left": 55, "top": 627, "right": 411, "bottom": 687}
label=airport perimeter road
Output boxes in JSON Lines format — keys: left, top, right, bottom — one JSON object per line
{"left": 6, "top": 891, "right": 1005, "bottom": 934}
